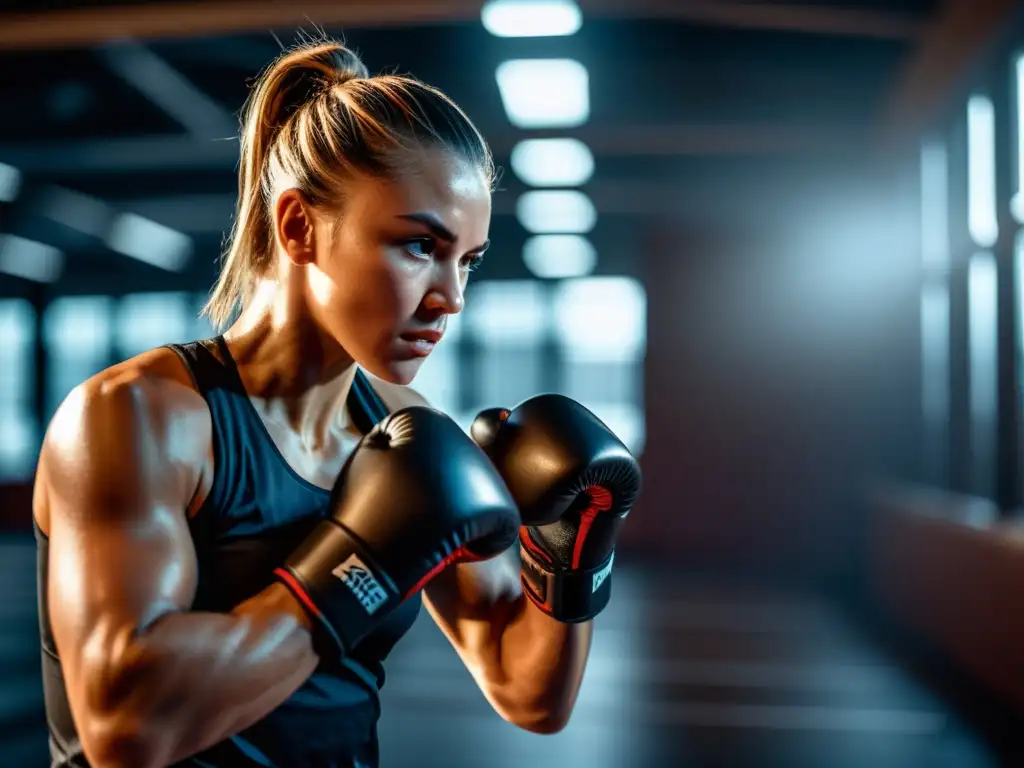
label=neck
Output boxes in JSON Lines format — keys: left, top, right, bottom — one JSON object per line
{"left": 224, "top": 277, "right": 358, "bottom": 447}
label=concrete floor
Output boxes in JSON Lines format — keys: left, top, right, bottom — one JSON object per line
{"left": 0, "top": 536, "right": 1014, "bottom": 767}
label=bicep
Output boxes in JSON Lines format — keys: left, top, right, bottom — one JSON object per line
{"left": 42, "top": 380, "right": 200, "bottom": 715}
{"left": 422, "top": 546, "right": 521, "bottom": 659}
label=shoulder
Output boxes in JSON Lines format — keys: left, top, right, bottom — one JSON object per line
{"left": 52, "top": 346, "right": 210, "bottom": 437}
{"left": 362, "top": 371, "right": 434, "bottom": 412}
{"left": 35, "top": 346, "right": 212, "bottom": 532}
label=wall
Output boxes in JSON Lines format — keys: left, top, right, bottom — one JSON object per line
{"left": 633, "top": 175, "right": 923, "bottom": 584}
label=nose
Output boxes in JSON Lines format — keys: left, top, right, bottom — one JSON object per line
{"left": 422, "top": 260, "right": 465, "bottom": 315}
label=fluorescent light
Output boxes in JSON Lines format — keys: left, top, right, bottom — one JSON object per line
{"left": 495, "top": 59, "right": 589, "bottom": 128}
{"left": 482, "top": 0, "right": 582, "bottom": 38}
{"left": 99, "top": 41, "right": 235, "bottom": 138}
{"left": 41, "top": 186, "right": 111, "bottom": 237}
{"left": 511, "top": 138, "right": 594, "bottom": 187}
{"left": 0, "top": 163, "right": 21, "bottom": 203}
{"left": 0, "top": 235, "right": 64, "bottom": 283}
{"left": 517, "top": 190, "right": 596, "bottom": 234}
{"left": 967, "top": 95, "right": 998, "bottom": 248}
{"left": 107, "top": 212, "right": 192, "bottom": 271}
{"left": 523, "top": 235, "right": 596, "bottom": 278}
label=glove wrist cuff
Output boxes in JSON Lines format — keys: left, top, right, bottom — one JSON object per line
{"left": 275, "top": 519, "right": 401, "bottom": 659}
{"left": 519, "top": 540, "right": 614, "bottom": 623}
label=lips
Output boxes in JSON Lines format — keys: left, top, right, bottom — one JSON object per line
{"left": 398, "top": 328, "right": 444, "bottom": 358}
{"left": 400, "top": 329, "right": 444, "bottom": 344}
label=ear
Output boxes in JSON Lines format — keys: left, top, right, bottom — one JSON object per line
{"left": 274, "top": 188, "right": 317, "bottom": 266}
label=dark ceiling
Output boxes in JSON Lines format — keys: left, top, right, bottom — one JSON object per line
{"left": 0, "top": 0, "right": 986, "bottom": 298}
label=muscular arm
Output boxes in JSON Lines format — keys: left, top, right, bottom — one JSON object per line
{"left": 371, "top": 378, "right": 592, "bottom": 733}
{"left": 37, "top": 367, "right": 319, "bottom": 768}
{"left": 423, "top": 553, "right": 593, "bottom": 734}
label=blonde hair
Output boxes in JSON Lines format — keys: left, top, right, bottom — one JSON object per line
{"left": 203, "top": 38, "right": 496, "bottom": 328}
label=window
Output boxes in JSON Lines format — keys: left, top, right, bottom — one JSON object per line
{"left": 116, "top": 292, "right": 193, "bottom": 359}
{"left": 192, "top": 293, "right": 218, "bottom": 340}
{"left": 552, "top": 277, "right": 646, "bottom": 364}
{"left": 462, "top": 280, "right": 550, "bottom": 423}
{"left": 0, "top": 300, "right": 38, "bottom": 480}
{"left": 920, "top": 140, "right": 949, "bottom": 272}
{"left": 553, "top": 277, "right": 647, "bottom": 454}
{"left": 449, "top": 277, "right": 646, "bottom": 455}
{"left": 1012, "top": 52, "right": 1024, "bottom": 223}
{"left": 921, "top": 281, "right": 950, "bottom": 482}
{"left": 43, "top": 296, "right": 114, "bottom": 418}
{"left": 920, "top": 139, "right": 951, "bottom": 484}
{"left": 968, "top": 251, "right": 998, "bottom": 496}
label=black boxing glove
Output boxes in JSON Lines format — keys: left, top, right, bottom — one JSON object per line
{"left": 471, "top": 395, "right": 641, "bottom": 623}
{"left": 274, "top": 406, "right": 520, "bottom": 660}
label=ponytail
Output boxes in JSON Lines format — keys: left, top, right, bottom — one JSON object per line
{"left": 202, "top": 41, "right": 367, "bottom": 328}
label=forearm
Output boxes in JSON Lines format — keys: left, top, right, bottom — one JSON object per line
{"left": 487, "top": 594, "right": 593, "bottom": 732}
{"left": 86, "top": 584, "right": 318, "bottom": 768}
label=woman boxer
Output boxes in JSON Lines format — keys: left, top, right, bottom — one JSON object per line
{"left": 32, "top": 38, "right": 639, "bottom": 768}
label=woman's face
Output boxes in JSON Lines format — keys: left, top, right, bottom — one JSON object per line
{"left": 302, "top": 150, "right": 492, "bottom": 384}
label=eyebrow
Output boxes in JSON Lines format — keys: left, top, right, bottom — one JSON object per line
{"left": 397, "top": 212, "right": 490, "bottom": 253}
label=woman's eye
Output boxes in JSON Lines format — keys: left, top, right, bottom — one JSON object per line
{"left": 461, "top": 254, "right": 484, "bottom": 273}
{"left": 403, "top": 238, "right": 437, "bottom": 259}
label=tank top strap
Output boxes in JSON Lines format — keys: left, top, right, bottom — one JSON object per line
{"left": 348, "top": 369, "right": 391, "bottom": 433}
{"left": 165, "top": 337, "right": 235, "bottom": 397}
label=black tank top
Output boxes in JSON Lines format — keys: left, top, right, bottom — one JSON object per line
{"left": 35, "top": 336, "right": 422, "bottom": 768}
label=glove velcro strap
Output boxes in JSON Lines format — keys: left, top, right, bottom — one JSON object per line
{"left": 274, "top": 519, "right": 401, "bottom": 659}
{"left": 519, "top": 544, "right": 615, "bottom": 623}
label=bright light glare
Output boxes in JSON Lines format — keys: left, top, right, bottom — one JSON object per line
{"left": 523, "top": 235, "right": 596, "bottom": 278}
{"left": 552, "top": 276, "right": 646, "bottom": 363}
{"left": 0, "top": 235, "right": 64, "bottom": 283}
{"left": 511, "top": 138, "right": 594, "bottom": 187}
{"left": 967, "top": 95, "right": 998, "bottom": 248}
{"left": 495, "top": 59, "right": 590, "bottom": 128}
{"left": 107, "top": 212, "right": 192, "bottom": 271}
{"left": 517, "top": 190, "right": 596, "bottom": 234}
{"left": 482, "top": 0, "right": 582, "bottom": 38}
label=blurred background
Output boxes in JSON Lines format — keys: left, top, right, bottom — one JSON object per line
{"left": 2, "top": 0, "right": 1024, "bottom": 765}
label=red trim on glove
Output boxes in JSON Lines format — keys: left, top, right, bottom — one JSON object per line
{"left": 404, "top": 545, "right": 481, "bottom": 597}
{"left": 571, "top": 485, "right": 613, "bottom": 569}
{"left": 520, "top": 526, "right": 554, "bottom": 565}
{"left": 273, "top": 567, "right": 325, "bottom": 622}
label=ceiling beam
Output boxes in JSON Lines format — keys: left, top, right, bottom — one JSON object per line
{"left": 0, "top": 123, "right": 861, "bottom": 175}
{"left": 583, "top": 0, "right": 925, "bottom": 40}
{"left": 97, "top": 39, "right": 236, "bottom": 138}
{"left": 0, "top": 0, "right": 925, "bottom": 51}
{"left": 877, "top": 0, "right": 1020, "bottom": 148}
